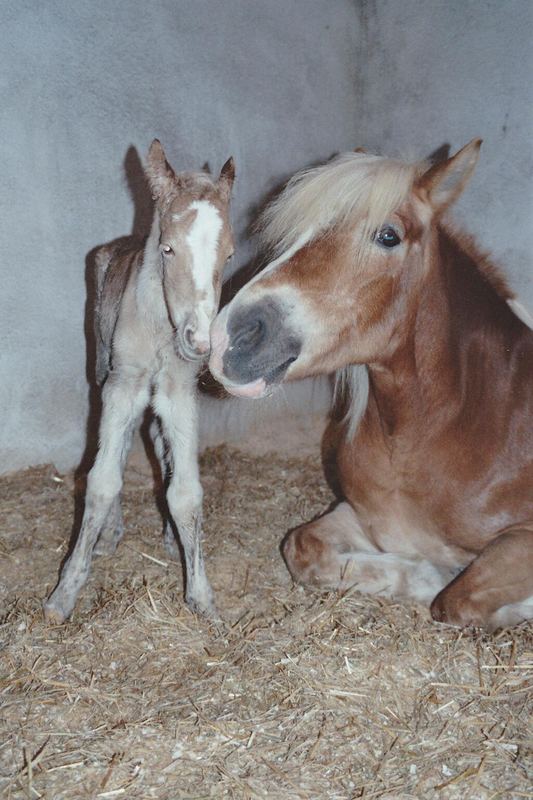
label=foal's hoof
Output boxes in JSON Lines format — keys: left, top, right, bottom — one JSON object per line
{"left": 42, "top": 600, "right": 68, "bottom": 625}
{"left": 186, "top": 594, "right": 219, "bottom": 622}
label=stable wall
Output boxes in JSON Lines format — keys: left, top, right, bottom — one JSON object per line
{"left": 1, "top": 0, "right": 531, "bottom": 474}
{"left": 354, "top": 0, "right": 533, "bottom": 300}
{"left": 0, "top": 0, "right": 359, "bottom": 472}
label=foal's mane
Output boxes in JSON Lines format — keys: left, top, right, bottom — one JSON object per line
{"left": 258, "top": 152, "right": 421, "bottom": 255}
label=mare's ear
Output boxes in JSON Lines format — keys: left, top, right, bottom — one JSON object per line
{"left": 218, "top": 157, "right": 235, "bottom": 197}
{"left": 145, "top": 139, "right": 176, "bottom": 200}
{"left": 417, "top": 138, "right": 482, "bottom": 213}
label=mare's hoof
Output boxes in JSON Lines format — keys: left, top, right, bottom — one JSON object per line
{"left": 430, "top": 592, "right": 486, "bottom": 629}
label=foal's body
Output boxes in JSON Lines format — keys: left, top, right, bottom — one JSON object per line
{"left": 44, "top": 141, "right": 234, "bottom": 623}
{"left": 210, "top": 141, "right": 533, "bottom": 628}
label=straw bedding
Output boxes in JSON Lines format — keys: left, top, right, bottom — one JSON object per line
{"left": 0, "top": 446, "right": 531, "bottom": 799}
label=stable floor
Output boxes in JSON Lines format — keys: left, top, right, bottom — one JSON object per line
{"left": 0, "top": 434, "right": 532, "bottom": 799}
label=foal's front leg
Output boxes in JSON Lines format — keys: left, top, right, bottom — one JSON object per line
{"left": 43, "top": 373, "right": 149, "bottom": 623}
{"left": 153, "top": 376, "right": 216, "bottom": 617}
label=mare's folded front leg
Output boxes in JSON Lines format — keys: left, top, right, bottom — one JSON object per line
{"left": 283, "top": 502, "right": 457, "bottom": 605}
{"left": 431, "top": 528, "right": 533, "bottom": 629}
{"left": 43, "top": 373, "right": 149, "bottom": 623}
{"left": 153, "top": 378, "right": 216, "bottom": 618}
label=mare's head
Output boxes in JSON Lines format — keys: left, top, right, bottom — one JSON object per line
{"left": 210, "top": 140, "right": 481, "bottom": 396}
{"left": 146, "top": 140, "right": 235, "bottom": 362}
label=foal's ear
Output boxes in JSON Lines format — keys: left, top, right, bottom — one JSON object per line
{"left": 417, "top": 138, "right": 482, "bottom": 213}
{"left": 145, "top": 139, "right": 177, "bottom": 200}
{"left": 218, "top": 157, "right": 235, "bottom": 197}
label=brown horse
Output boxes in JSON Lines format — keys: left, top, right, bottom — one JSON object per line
{"left": 209, "top": 141, "right": 533, "bottom": 629}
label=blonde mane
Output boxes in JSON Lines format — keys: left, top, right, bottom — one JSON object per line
{"left": 258, "top": 151, "right": 422, "bottom": 256}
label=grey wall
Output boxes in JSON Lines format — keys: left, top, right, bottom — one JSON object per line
{"left": 1, "top": 0, "right": 532, "bottom": 474}
{"left": 0, "top": 0, "right": 360, "bottom": 473}
{"left": 354, "top": 0, "right": 533, "bottom": 300}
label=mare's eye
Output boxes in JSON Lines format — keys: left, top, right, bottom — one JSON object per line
{"left": 161, "top": 244, "right": 174, "bottom": 256}
{"left": 375, "top": 226, "right": 401, "bottom": 249}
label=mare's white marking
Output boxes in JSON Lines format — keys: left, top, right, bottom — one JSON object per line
{"left": 185, "top": 201, "right": 223, "bottom": 295}
{"left": 245, "top": 228, "right": 314, "bottom": 291}
{"left": 507, "top": 298, "right": 533, "bottom": 330}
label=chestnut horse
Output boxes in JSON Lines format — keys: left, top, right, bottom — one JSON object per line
{"left": 210, "top": 140, "right": 533, "bottom": 629}
{"left": 44, "top": 141, "right": 234, "bottom": 623}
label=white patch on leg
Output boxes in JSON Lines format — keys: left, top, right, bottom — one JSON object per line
{"left": 487, "top": 594, "right": 533, "bottom": 630}
{"left": 336, "top": 552, "right": 457, "bottom": 604}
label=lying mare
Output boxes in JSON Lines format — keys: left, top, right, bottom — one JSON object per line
{"left": 210, "top": 140, "right": 533, "bottom": 629}
{"left": 44, "top": 140, "right": 234, "bottom": 623}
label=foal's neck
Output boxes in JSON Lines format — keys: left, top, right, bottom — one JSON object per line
{"left": 135, "top": 212, "right": 168, "bottom": 323}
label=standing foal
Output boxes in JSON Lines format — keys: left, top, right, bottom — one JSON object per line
{"left": 44, "top": 140, "right": 234, "bottom": 623}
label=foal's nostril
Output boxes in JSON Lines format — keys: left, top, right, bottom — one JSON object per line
{"left": 232, "top": 318, "right": 265, "bottom": 351}
{"left": 184, "top": 326, "right": 195, "bottom": 349}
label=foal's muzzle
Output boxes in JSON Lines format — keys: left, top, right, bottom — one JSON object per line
{"left": 175, "top": 318, "right": 211, "bottom": 362}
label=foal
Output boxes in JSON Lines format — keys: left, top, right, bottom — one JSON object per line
{"left": 44, "top": 141, "right": 234, "bottom": 623}
{"left": 210, "top": 140, "right": 533, "bottom": 629}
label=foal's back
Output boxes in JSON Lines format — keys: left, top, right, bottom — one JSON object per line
{"left": 94, "top": 236, "right": 144, "bottom": 385}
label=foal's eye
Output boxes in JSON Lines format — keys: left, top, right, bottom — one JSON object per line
{"left": 375, "top": 226, "right": 401, "bottom": 249}
{"left": 161, "top": 244, "right": 174, "bottom": 256}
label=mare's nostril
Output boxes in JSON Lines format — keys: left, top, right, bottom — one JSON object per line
{"left": 232, "top": 318, "right": 265, "bottom": 351}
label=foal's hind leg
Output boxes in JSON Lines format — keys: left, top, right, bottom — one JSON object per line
{"left": 431, "top": 528, "right": 533, "bottom": 629}
{"left": 44, "top": 373, "right": 149, "bottom": 623}
{"left": 153, "top": 375, "right": 216, "bottom": 618}
{"left": 149, "top": 417, "right": 180, "bottom": 559}
{"left": 93, "top": 497, "right": 124, "bottom": 556}
{"left": 283, "top": 502, "right": 457, "bottom": 604}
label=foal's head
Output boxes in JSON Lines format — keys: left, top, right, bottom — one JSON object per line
{"left": 210, "top": 140, "right": 481, "bottom": 396}
{"left": 146, "top": 140, "right": 235, "bottom": 361}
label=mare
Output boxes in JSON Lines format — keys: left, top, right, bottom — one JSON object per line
{"left": 44, "top": 140, "right": 235, "bottom": 623}
{"left": 209, "top": 140, "right": 533, "bottom": 629}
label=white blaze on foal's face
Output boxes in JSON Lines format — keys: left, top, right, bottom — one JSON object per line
{"left": 184, "top": 200, "right": 224, "bottom": 348}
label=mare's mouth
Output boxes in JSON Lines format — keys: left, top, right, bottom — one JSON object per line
{"left": 217, "top": 356, "right": 298, "bottom": 399}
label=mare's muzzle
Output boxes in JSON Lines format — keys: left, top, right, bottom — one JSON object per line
{"left": 219, "top": 298, "right": 302, "bottom": 390}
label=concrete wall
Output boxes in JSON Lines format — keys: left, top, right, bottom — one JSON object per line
{"left": 0, "top": 0, "right": 359, "bottom": 473}
{"left": 354, "top": 0, "right": 533, "bottom": 300}
{"left": 1, "top": 0, "right": 531, "bottom": 473}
